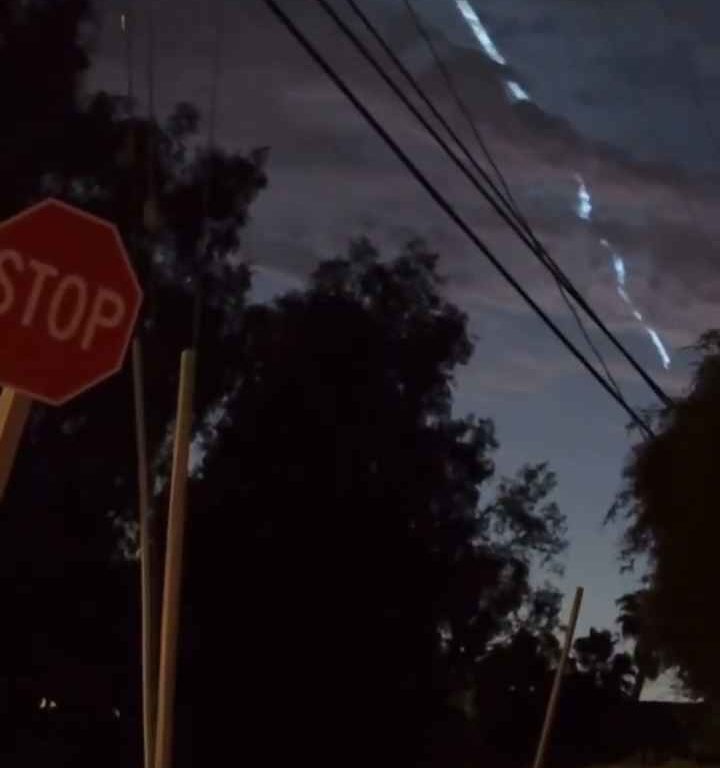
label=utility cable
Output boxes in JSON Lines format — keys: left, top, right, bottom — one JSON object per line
{"left": 327, "top": 0, "right": 670, "bottom": 408}
{"left": 394, "top": 0, "right": 623, "bottom": 396}
{"left": 261, "top": 0, "right": 655, "bottom": 437}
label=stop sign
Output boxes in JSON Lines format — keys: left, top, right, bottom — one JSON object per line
{"left": 0, "top": 199, "right": 142, "bottom": 405}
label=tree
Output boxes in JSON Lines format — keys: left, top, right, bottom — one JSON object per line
{"left": 0, "top": 1, "right": 267, "bottom": 763}
{"left": 611, "top": 330, "right": 720, "bottom": 702}
{"left": 2, "top": 4, "right": 567, "bottom": 766}
{"left": 471, "top": 627, "right": 557, "bottom": 764}
{"left": 572, "top": 627, "right": 635, "bottom": 699}
{"left": 0, "top": 0, "right": 93, "bottom": 219}
{"left": 175, "top": 238, "right": 567, "bottom": 768}
{"left": 616, "top": 589, "right": 663, "bottom": 701}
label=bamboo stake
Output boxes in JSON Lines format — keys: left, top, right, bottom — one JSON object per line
{"left": 0, "top": 388, "right": 32, "bottom": 502}
{"left": 532, "top": 586, "right": 584, "bottom": 768}
{"left": 132, "top": 339, "right": 159, "bottom": 768}
{"left": 154, "top": 349, "right": 196, "bottom": 768}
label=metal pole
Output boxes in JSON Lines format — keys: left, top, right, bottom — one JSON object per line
{"left": 532, "top": 586, "right": 584, "bottom": 768}
{"left": 154, "top": 349, "right": 196, "bottom": 768}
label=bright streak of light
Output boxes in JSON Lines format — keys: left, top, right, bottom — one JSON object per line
{"left": 612, "top": 254, "right": 626, "bottom": 286}
{"left": 601, "top": 239, "right": 672, "bottom": 369}
{"left": 505, "top": 80, "right": 531, "bottom": 102}
{"left": 647, "top": 328, "right": 672, "bottom": 369}
{"left": 575, "top": 175, "right": 592, "bottom": 221}
{"left": 456, "top": 0, "right": 671, "bottom": 374}
{"left": 120, "top": 12, "right": 127, "bottom": 32}
{"left": 454, "top": 0, "right": 506, "bottom": 65}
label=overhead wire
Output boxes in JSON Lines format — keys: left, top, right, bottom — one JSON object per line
{"left": 261, "top": 0, "right": 655, "bottom": 437}
{"left": 335, "top": 0, "right": 666, "bottom": 407}
{"left": 317, "top": 0, "right": 669, "bottom": 409}
{"left": 583, "top": 0, "right": 715, "bottom": 373}
{"left": 192, "top": 0, "right": 225, "bottom": 349}
{"left": 400, "top": 0, "right": 523, "bottom": 225}
{"left": 393, "top": 0, "right": 624, "bottom": 397}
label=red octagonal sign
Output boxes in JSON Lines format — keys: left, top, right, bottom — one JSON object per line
{"left": 0, "top": 199, "right": 142, "bottom": 405}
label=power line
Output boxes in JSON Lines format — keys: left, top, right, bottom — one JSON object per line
{"left": 400, "top": 0, "right": 523, "bottom": 225}
{"left": 392, "top": 0, "right": 623, "bottom": 397}
{"left": 342, "top": 0, "right": 531, "bottom": 242}
{"left": 260, "top": 0, "right": 655, "bottom": 437}
{"left": 318, "top": 0, "right": 670, "bottom": 409}
{"left": 343, "top": 0, "right": 623, "bottom": 396}
{"left": 193, "top": 0, "right": 225, "bottom": 349}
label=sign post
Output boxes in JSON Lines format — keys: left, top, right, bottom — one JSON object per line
{"left": 154, "top": 349, "right": 196, "bottom": 768}
{"left": 532, "top": 586, "right": 585, "bottom": 768}
{"left": 0, "top": 198, "right": 142, "bottom": 497}
{"left": 0, "top": 389, "right": 32, "bottom": 500}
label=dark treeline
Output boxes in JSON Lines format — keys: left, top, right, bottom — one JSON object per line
{"left": 1, "top": 2, "right": 717, "bottom": 767}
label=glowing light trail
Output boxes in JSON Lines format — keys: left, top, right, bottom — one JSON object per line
{"left": 600, "top": 238, "right": 671, "bottom": 369}
{"left": 576, "top": 175, "right": 592, "bottom": 221}
{"left": 454, "top": 0, "right": 506, "bottom": 64}
{"left": 452, "top": 0, "right": 670, "bottom": 369}
{"left": 505, "top": 80, "right": 531, "bottom": 103}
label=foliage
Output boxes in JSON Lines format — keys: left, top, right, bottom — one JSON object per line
{"left": 1, "top": 3, "right": 569, "bottom": 767}
{"left": 611, "top": 330, "right": 720, "bottom": 701}
{"left": 616, "top": 589, "right": 664, "bottom": 700}
{"left": 175, "top": 238, "right": 567, "bottom": 766}
{"left": 0, "top": 1, "right": 265, "bottom": 763}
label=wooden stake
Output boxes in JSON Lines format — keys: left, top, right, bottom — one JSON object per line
{"left": 154, "top": 349, "right": 196, "bottom": 768}
{"left": 0, "top": 388, "right": 32, "bottom": 502}
{"left": 132, "top": 340, "right": 159, "bottom": 768}
{"left": 532, "top": 586, "right": 584, "bottom": 768}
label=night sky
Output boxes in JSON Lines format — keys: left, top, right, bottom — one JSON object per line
{"left": 88, "top": 0, "right": 720, "bottom": 700}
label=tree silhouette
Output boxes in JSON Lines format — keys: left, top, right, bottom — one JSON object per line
{"left": 611, "top": 329, "right": 720, "bottom": 702}
{"left": 573, "top": 627, "right": 635, "bottom": 699}
{"left": 616, "top": 589, "right": 663, "bottom": 700}
{"left": 0, "top": 2, "right": 266, "bottom": 764}
{"left": 175, "top": 238, "right": 567, "bottom": 768}
{"left": 2, "top": 3, "right": 569, "bottom": 767}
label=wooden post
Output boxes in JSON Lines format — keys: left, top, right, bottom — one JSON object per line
{"left": 154, "top": 349, "right": 196, "bottom": 768}
{"left": 132, "top": 340, "right": 159, "bottom": 768}
{"left": 532, "top": 586, "right": 584, "bottom": 768}
{"left": 0, "top": 388, "right": 32, "bottom": 502}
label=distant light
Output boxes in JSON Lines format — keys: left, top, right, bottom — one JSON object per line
{"left": 454, "top": 0, "right": 506, "bottom": 65}
{"left": 39, "top": 697, "right": 47, "bottom": 710}
{"left": 49, "top": 700, "right": 57, "bottom": 710}
{"left": 113, "top": 707, "right": 121, "bottom": 719}
{"left": 120, "top": 13, "right": 126, "bottom": 33}
{"left": 575, "top": 175, "right": 592, "bottom": 221}
{"left": 604, "top": 241, "right": 673, "bottom": 370}
{"left": 647, "top": 328, "right": 672, "bottom": 369}
{"left": 612, "top": 254, "right": 626, "bottom": 286}
{"left": 505, "top": 80, "right": 531, "bottom": 102}
{"left": 617, "top": 285, "right": 631, "bottom": 305}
